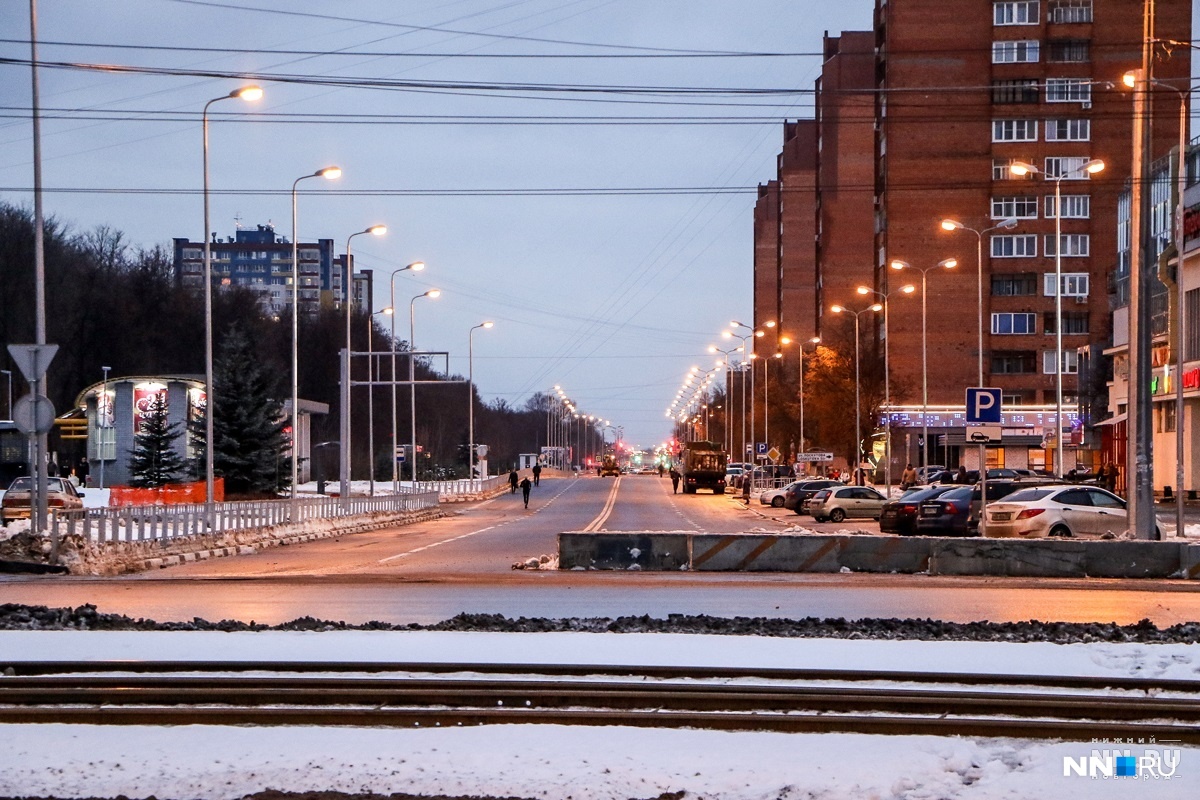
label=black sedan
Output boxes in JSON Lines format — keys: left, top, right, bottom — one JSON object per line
{"left": 879, "top": 485, "right": 960, "bottom": 536}
{"left": 784, "top": 479, "right": 843, "bottom": 513}
{"left": 914, "top": 486, "right": 976, "bottom": 536}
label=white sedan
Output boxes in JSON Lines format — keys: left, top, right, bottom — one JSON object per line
{"left": 984, "top": 485, "right": 1128, "bottom": 538}
{"left": 758, "top": 482, "right": 796, "bottom": 508}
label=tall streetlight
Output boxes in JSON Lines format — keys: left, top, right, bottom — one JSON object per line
{"left": 201, "top": 84, "right": 262, "bottom": 506}
{"left": 1124, "top": 69, "right": 1191, "bottom": 538}
{"left": 891, "top": 259, "right": 958, "bottom": 472}
{"left": 387, "top": 262, "right": 425, "bottom": 491}
{"left": 290, "top": 165, "right": 341, "bottom": 505}
{"left": 410, "top": 288, "right": 441, "bottom": 484}
{"left": 1009, "top": 158, "right": 1105, "bottom": 481}
{"left": 731, "top": 321, "right": 759, "bottom": 467}
{"left": 340, "top": 224, "right": 387, "bottom": 503}
{"left": 98, "top": 365, "right": 111, "bottom": 490}
{"left": 857, "top": 283, "right": 915, "bottom": 495}
{"left": 1, "top": 369, "right": 11, "bottom": 421}
{"left": 795, "top": 336, "right": 820, "bottom": 466}
{"left": 366, "top": 307, "right": 393, "bottom": 497}
{"left": 468, "top": 321, "right": 494, "bottom": 487}
{"left": 831, "top": 302, "right": 882, "bottom": 483}
{"left": 709, "top": 344, "right": 743, "bottom": 457}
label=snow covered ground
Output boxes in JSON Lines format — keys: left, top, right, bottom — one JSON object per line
{"left": 0, "top": 630, "right": 1196, "bottom": 799}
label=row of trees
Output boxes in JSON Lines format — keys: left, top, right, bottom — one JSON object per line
{"left": 0, "top": 202, "right": 560, "bottom": 493}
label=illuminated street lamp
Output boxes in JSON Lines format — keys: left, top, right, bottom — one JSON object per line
{"left": 830, "top": 302, "right": 882, "bottom": 482}
{"left": 796, "top": 337, "right": 820, "bottom": 464}
{"left": 290, "top": 165, "right": 340, "bottom": 506}
{"left": 1009, "top": 158, "right": 1105, "bottom": 480}
{"left": 891, "top": 258, "right": 958, "bottom": 472}
{"left": 340, "top": 224, "right": 386, "bottom": 503}
{"left": 201, "top": 84, "right": 261, "bottom": 506}
{"left": 366, "top": 307, "right": 393, "bottom": 497}
{"left": 709, "top": 344, "right": 744, "bottom": 457}
{"left": 410, "top": 288, "right": 441, "bottom": 485}
{"left": 387, "top": 261, "right": 425, "bottom": 491}
{"left": 856, "top": 283, "right": 915, "bottom": 495}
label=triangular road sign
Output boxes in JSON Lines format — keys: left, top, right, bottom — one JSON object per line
{"left": 7, "top": 343, "right": 58, "bottom": 382}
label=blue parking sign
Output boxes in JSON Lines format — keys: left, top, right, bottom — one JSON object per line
{"left": 966, "top": 388, "right": 1002, "bottom": 424}
{"left": 755, "top": 442, "right": 768, "bottom": 456}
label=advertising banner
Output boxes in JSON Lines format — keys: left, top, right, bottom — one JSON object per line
{"left": 132, "top": 383, "right": 167, "bottom": 433}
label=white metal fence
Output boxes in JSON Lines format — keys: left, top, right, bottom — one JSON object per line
{"left": 409, "top": 475, "right": 508, "bottom": 496}
{"left": 53, "top": 491, "right": 440, "bottom": 544}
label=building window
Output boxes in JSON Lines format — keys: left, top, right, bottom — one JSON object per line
{"left": 1045, "top": 119, "right": 1090, "bottom": 141}
{"left": 993, "top": 158, "right": 1036, "bottom": 180}
{"left": 991, "top": 196, "right": 1039, "bottom": 219}
{"left": 992, "top": 234, "right": 1038, "bottom": 257}
{"left": 1046, "top": 78, "right": 1091, "bottom": 103}
{"left": 992, "top": 79, "right": 1040, "bottom": 104}
{"left": 1043, "top": 311, "right": 1089, "bottom": 334}
{"left": 1043, "top": 349, "right": 1080, "bottom": 374}
{"left": 993, "top": 40, "right": 1040, "bottom": 63}
{"left": 1044, "top": 272, "right": 1089, "bottom": 296}
{"left": 1049, "top": 0, "right": 1092, "bottom": 24}
{"left": 992, "top": 312, "right": 1038, "bottom": 334}
{"left": 1047, "top": 39, "right": 1090, "bottom": 62}
{"left": 1045, "top": 233, "right": 1090, "bottom": 257}
{"left": 1002, "top": 393, "right": 1026, "bottom": 405}
{"left": 993, "top": 119, "right": 1038, "bottom": 142}
{"left": 1187, "top": 288, "right": 1200, "bottom": 361}
{"left": 994, "top": 2, "right": 1040, "bottom": 25}
{"left": 993, "top": 352, "right": 1037, "bottom": 374}
{"left": 1045, "top": 194, "right": 1090, "bottom": 218}
{"left": 992, "top": 273, "right": 1039, "bottom": 296}
{"left": 1155, "top": 402, "right": 1177, "bottom": 433}
{"left": 1045, "top": 156, "right": 1095, "bottom": 179}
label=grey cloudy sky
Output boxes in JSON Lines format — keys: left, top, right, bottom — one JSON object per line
{"left": 3, "top": 0, "right": 876, "bottom": 446}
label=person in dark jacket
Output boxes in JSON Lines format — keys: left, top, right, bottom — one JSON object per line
{"left": 669, "top": 468, "right": 680, "bottom": 494}
{"left": 508, "top": 469, "right": 519, "bottom": 493}
{"left": 520, "top": 476, "right": 532, "bottom": 508}
{"left": 954, "top": 465, "right": 969, "bottom": 484}
{"left": 532, "top": 463, "right": 542, "bottom": 486}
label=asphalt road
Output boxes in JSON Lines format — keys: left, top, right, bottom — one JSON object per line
{"left": 3, "top": 473, "right": 1200, "bottom": 626}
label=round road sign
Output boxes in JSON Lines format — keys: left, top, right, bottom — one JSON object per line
{"left": 12, "top": 393, "right": 57, "bottom": 436}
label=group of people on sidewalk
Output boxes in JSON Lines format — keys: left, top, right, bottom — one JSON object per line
{"left": 507, "top": 462, "right": 541, "bottom": 508}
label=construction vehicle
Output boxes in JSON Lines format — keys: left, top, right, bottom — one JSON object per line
{"left": 599, "top": 453, "right": 620, "bottom": 477}
{"left": 678, "top": 440, "right": 728, "bottom": 494}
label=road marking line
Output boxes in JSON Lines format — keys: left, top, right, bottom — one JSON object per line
{"left": 582, "top": 476, "right": 621, "bottom": 532}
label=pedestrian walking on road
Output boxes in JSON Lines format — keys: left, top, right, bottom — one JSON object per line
{"left": 669, "top": 467, "right": 680, "bottom": 494}
{"left": 900, "top": 463, "right": 917, "bottom": 490}
{"left": 508, "top": 469, "right": 519, "bottom": 493}
{"left": 520, "top": 476, "right": 532, "bottom": 508}
{"left": 532, "top": 462, "right": 542, "bottom": 486}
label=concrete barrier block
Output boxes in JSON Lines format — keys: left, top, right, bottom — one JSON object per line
{"left": 692, "top": 534, "right": 843, "bottom": 572}
{"left": 838, "top": 536, "right": 933, "bottom": 573}
{"left": 558, "top": 533, "right": 689, "bottom": 570}
{"left": 1181, "top": 543, "right": 1200, "bottom": 580}
{"left": 1083, "top": 540, "right": 1182, "bottom": 578}
{"left": 930, "top": 538, "right": 1087, "bottom": 577}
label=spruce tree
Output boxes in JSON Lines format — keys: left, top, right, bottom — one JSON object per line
{"left": 192, "top": 326, "right": 291, "bottom": 496}
{"left": 128, "top": 393, "right": 185, "bottom": 487}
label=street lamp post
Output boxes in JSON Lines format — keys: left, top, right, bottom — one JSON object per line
{"left": 1008, "top": 159, "right": 1105, "bottom": 481}
{"left": 387, "top": 262, "right": 425, "bottom": 492}
{"left": 366, "top": 307, "right": 392, "bottom": 497}
{"left": 468, "top": 321, "right": 494, "bottom": 488}
{"left": 98, "top": 365, "right": 111, "bottom": 490}
{"left": 709, "top": 344, "right": 743, "bottom": 459}
{"left": 340, "top": 224, "right": 386, "bottom": 503}
{"left": 856, "top": 283, "right": 915, "bottom": 496}
{"left": 890, "top": 259, "right": 958, "bottom": 473}
{"left": 731, "top": 321, "right": 759, "bottom": 467}
{"left": 796, "top": 336, "right": 820, "bottom": 466}
{"left": 290, "top": 165, "right": 341, "bottom": 509}
{"left": 201, "top": 84, "right": 262, "bottom": 507}
{"left": 831, "top": 302, "right": 882, "bottom": 484}
{"left": 410, "top": 288, "right": 440, "bottom": 486}
{"left": 726, "top": 329, "right": 753, "bottom": 468}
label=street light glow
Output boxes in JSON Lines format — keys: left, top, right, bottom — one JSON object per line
{"left": 317, "top": 166, "right": 342, "bottom": 180}
{"left": 830, "top": 305, "right": 844, "bottom": 314}
{"left": 425, "top": 288, "right": 441, "bottom": 298}
{"left": 233, "top": 85, "right": 263, "bottom": 102}
{"left": 367, "top": 225, "right": 387, "bottom": 236}
{"left": 482, "top": 320, "right": 494, "bottom": 329}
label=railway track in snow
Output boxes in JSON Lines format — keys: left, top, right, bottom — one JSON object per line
{"left": 3, "top": 661, "right": 1198, "bottom": 742}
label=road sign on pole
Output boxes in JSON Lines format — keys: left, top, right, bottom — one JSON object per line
{"left": 965, "top": 387, "right": 1002, "bottom": 424}
{"left": 967, "top": 425, "right": 1002, "bottom": 443}
{"left": 795, "top": 451, "right": 834, "bottom": 463}
{"left": 7, "top": 344, "right": 58, "bottom": 383}
{"left": 12, "top": 394, "right": 55, "bottom": 435}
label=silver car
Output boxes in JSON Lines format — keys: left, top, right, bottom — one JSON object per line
{"left": 807, "top": 486, "right": 887, "bottom": 523}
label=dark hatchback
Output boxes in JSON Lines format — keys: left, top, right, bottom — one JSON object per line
{"left": 914, "top": 479, "right": 1056, "bottom": 536}
{"left": 785, "top": 479, "right": 843, "bottom": 513}
{"left": 879, "top": 485, "right": 961, "bottom": 536}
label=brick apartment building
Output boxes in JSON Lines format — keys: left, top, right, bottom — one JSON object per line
{"left": 754, "top": 0, "right": 1191, "bottom": 474}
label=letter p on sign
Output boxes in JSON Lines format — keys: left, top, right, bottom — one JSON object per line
{"left": 966, "top": 388, "right": 1002, "bottom": 424}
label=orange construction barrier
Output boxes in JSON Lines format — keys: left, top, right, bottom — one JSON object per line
{"left": 108, "top": 478, "right": 224, "bottom": 506}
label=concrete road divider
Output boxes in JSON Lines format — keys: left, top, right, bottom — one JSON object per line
{"left": 559, "top": 532, "right": 689, "bottom": 570}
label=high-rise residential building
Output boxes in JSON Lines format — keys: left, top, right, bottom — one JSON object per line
{"left": 754, "top": 0, "right": 1191, "bottom": 474}
{"left": 173, "top": 224, "right": 339, "bottom": 316}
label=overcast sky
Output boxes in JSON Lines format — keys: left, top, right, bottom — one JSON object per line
{"left": 8, "top": 1, "right": 1191, "bottom": 449}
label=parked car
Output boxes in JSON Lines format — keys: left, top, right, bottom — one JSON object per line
{"left": 914, "top": 479, "right": 1055, "bottom": 536}
{"left": 758, "top": 481, "right": 797, "bottom": 508}
{"left": 984, "top": 485, "right": 1132, "bottom": 539}
{"left": 915, "top": 465, "right": 946, "bottom": 483}
{"left": 0, "top": 476, "right": 85, "bottom": 525}
{"left": 879, "top": 485, "right": 961, "bottom": 536}
{"left": 807, "top": 485, "right": 887, "bottom": 523}
{"left": 785, "top": 479, "right": 843, "bottom": 513}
